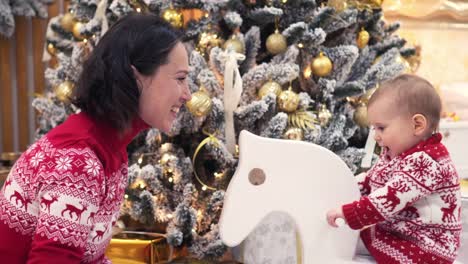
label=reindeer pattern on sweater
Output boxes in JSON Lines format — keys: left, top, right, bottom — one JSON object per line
{"left": 342, "top": 133, "right": 462, "bottom": 264}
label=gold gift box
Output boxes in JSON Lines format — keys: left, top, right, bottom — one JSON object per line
{"left": 106, "top": 232, "right": 173, "bottom": 264}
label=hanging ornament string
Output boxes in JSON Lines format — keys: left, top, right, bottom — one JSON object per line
{"left": 191, "top": 129, "right": 223, "bottom": 191}
{"left": 219, "top": 49, "right": 245, "bottom": 154}
{"left": 93, "top": 0, "right": 109, "bottom": 35}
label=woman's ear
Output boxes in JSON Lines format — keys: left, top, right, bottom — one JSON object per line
{"left": 131, "top": 65, "right": 143, "bottom": 93}
{"left": 412, "top": 114, "right": 427, "bottom": 136}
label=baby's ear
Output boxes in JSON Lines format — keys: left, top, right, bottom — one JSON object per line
{"left": 412, "top": 114, "right": 427, "bottom": 136}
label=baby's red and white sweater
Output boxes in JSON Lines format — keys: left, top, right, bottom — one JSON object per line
{"left": 343, "top": 133, "right": 462, "bottom": 264}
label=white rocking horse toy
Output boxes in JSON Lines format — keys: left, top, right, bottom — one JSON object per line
{"left": 220, "top": 130, "right": 466, "bottom": 264}
{"left": 219, "top": 130, "right": 362, "bottom": 263}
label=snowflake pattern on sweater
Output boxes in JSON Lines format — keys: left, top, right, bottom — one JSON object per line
{"left": 0, "top": 113, "right": 147, "bottom": 263}
{"left": 343, "top": 133, "right": 462, "bottom": 264}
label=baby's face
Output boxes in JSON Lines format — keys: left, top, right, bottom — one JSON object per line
{"left": 367, "top": 97, "right": 421, "bottom": 159}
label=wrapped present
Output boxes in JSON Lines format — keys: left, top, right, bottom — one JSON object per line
{"left": 0, "top": 152, "right": 21, "bottom": 187}
{"left": 106, "top": 231, "right": 181, "bottom": 263}
{"left": 0, "top": 168, "right": 9, "bottom": 188}
{"left": 0, "top": 152, "right": 21, "bottom": 166}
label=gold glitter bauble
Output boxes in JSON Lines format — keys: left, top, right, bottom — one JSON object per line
{"left": 266, "top": 30, "right": 287, "bottom": 55}
{"left": 162, "top": 8, "right": 184, "bottom": 28}
{"left": 277, "top": 89, "right": 300, "bottom": 112}
{"left": 311, "top": 52, "right": 333, "bottom": 77}
{"left": 223, "top": 35, "right": 245, "bottom": 54}
{"left": 353, "top": 103, "right": 369, "bottom": 127}
{"left": 318, "top": 105, "right": 332, "bottom": 126}
{"left": 72, "top": 21, "right": 86, "bottom": 40}
{"left": 328, "top": 0, "right": 348, "bottom": 12}
{"left": 54, "top": 80, "right": 74, "bottom": 103}
{"left": 258, "top": 80, "right": 282, "bottom": 99}
{"left": 61, "top": 12, "right": 75, "bottom": 32}
{"left": 47, "top": 43, "right": 57, "bottom": 56}
{"left": 186, "top": 88, "right": 212, "bottom": 117}
{"left": 283, "top": 127, "right": 304, "bottom": 141}
{"left": 357, "top": 28, "right": 370, "bottom": 49}
{"left": 197, "top": 31, "right": 223, "bottom": 57}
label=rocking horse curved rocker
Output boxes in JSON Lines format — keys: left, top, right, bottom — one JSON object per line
{"left": 219, "top": 130, "right": 362, "bottom": 263}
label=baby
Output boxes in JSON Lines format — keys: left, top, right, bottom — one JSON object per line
{"left": 326, "top": 74, "right": 462, "bottom": 264}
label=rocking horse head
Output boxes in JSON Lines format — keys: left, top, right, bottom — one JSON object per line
{"left": 219, "top": 130, "right": 362, "bottom": 263}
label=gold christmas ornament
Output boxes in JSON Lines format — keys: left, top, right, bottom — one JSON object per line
{"left": 186, "top": 87, "right": 212, "bottom": 117}
{"left": 354, "top": 103, "right": 369, "bottom": 127}
{"left": 60, "top": 12, "right": 76, "bottom": 32}
{"left": 311, "top": 52, "right": 333, "bottom": 77}
{"left": 197, "top": 31, "right": 223, "bottom": 57}
{"left": 47, "top": 43, "right": 57, "bottom": 56}
{"left": 162, "top": 8, "right": 184, "bottom": 28}
{"left": 266, "top": 29, "right": 287, "bottom": 55}
{"left": 357, "top": 28, "right": 370, "bottom": 49}
{"left": 283, "top": 127, "right": 304, "bottom": 141}
{"left": 54, "top": 80, "right": 74, "bottom": 103}
{"left": 318, "top": 105, "right": 332, "bottom": 126}
{"left": 395, "top": 54, "right": 412, "bottom": 74}
{"left": 223, "top": 35, "right": 245, "bottom": 54}
{"left": 277, "top": 88, "right": 300, "bottom": 113}
{"left": 359, "top": 87, "right": 377, "bottom": 104}
{"left": 258, "top": 80, "right": 282, "bottom": 99}
{"left": 328, "top": 0, "right": 348, "bottom": 12}
{"left": 72, "top": 21, "right": 86, "bottom": 40}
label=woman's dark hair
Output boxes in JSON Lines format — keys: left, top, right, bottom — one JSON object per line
{"left": 73, "top": 13, "right": 182, "bottom": 132}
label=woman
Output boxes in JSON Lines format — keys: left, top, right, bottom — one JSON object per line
{"left": 0, "top": 13, "right": 191, "bottom": 263}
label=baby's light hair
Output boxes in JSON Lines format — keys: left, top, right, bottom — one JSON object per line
{"left": 368, "top": 74, "right": 441, "bottom": 132}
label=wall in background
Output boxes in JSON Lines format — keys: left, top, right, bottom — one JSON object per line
{"left": 0, "top": 0, "right": 65, "bottom": 153}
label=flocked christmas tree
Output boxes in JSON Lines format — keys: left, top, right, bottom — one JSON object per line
{"left": 0, "top": 0, "right": 54, "bottom": 37}
{"left": 32, "top": 0, "right": 420, "bottom": 259}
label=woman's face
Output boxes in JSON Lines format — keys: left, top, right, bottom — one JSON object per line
{"left": 135, "top": 42, "right": 191, "bottom": 132}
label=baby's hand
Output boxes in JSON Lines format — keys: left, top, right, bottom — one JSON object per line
{"left": 326, "top": 208, "right": 345, "bottom": 228}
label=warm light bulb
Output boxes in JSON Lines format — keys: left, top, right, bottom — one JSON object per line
{"left": 297, "top": 43, "right": 304, "bottom": 48}
{"left": 214, "top": 171, "right": 224, "bottom": 178}
{"left": 202, "top": 185, "right": 207, "bottom": 191}
{"left": 168, "top": 177, "right": 173, "bottom": 183}
{"left": 303, "top": 65, "right": 312, "bottom": 79}
{"left": 124, "top": 194, "right": 128, "bottom": 199}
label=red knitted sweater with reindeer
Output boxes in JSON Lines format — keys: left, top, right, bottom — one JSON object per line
{"left": 343, "top": 133, "right": 462, "bottom": 264}
{"left": 0, "top": 112, "right": 148, "bottom": 263}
